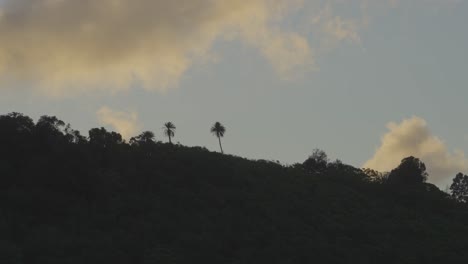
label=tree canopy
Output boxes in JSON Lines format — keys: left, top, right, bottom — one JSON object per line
{"left": 450, "top": 173, "right": 468, "bottom": 203}
{"left": 387, "top": 156, "right": 428, "bottom": 185}
{"left": 303, "top": 149, "right": 329, "bottom": 175}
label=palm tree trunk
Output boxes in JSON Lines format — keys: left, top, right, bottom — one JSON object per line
{"left": 218, "top": 136, "right": 223, "bottom": 154}
{"left": 169, "top": 135, "right": 172, "bottom": 144}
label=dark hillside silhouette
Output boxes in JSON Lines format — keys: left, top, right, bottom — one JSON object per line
{"left": 1, "top": 112, "right": 468, "bottom": 263}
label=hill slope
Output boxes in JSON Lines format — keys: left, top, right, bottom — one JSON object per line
{"left": 1, "top": 113, "right": 468, "bottom": 264}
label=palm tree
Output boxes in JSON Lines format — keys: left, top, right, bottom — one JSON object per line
{"left": 130, "top": 131, "right": 155, "bottom": 146}
{"left": 163, "top": 122, "right": 176, "bottom": 144}
{"left": 211, "top": 122, "right": 226, "bottom": 154}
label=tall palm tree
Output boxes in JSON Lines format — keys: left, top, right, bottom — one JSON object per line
{"left": 211, "top": 122, "right": 226, "bottom": 154}
{"left": 163, "top": 122, "right": 176, "bottom": 144}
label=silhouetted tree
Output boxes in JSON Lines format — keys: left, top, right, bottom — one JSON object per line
{"left": 211, "top": 122, "right": 225, "bottom": 154}
{"left": 89, "top": 127, "right": 123, "bottom": 148}
{"left": 163, "top": 122, "right": 176, "bottom": 144}
{"left": 35, "top": 115, "right": 67, "bottom": 148}
{"left": 362, "top": 168, "right": 389, "bottom": 183}
{"left": 36, "top": 115, "right": 65, "bottom": 134}
{"left": 303, "top": 149, "right": 328, "bottom": 174}
{"left": 387, "top": 156, "right": 428, "bottom": 185}
{"left": 450, "top": 173, "right": 468, "bottom": 203}
{"left": 0, "top": 112, "right": 34, "bottom": 135}
{"left": 64, "top": 124, "right": 87, "bottom": 144}
{"left": 130, "top": 131, "right": 156, "bottom": 146}
{"left": 0, "top": 112, "right": 34, "bottom": 143}
{"left": 0, "top": 112, "right": 35, "bottom": 160}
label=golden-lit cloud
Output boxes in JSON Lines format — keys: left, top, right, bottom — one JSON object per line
{"left": 1, "top": 0, "right": 458, "bottom": 96}
{"left": 364, "top": 117, "right": 468, "bottom": 185}
{"left": 0, "top": 0, "right": 313, "bottom": 96}
{"left": 96, "top": 106, "right": 141, "bottom": 140}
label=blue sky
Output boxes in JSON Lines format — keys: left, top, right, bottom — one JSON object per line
{"left": 0, "top": 0, "right": 467, "bottom": 186}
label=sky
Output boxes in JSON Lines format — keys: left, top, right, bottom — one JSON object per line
{"left": 0, "top": 0, "right": 467, "bottom": 187}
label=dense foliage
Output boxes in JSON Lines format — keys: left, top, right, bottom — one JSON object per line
{"left": 450, "top": 173, "right": 468, "bottom": 203}
{"left": 1, "top": 112, "right": 468, "bottom": 264}
{"left": 387, "top": 156, "right": 428, "bottom": 185}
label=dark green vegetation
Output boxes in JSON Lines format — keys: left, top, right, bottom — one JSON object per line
{"left": 1, "top": 112, "right": 468, "bottom": 264}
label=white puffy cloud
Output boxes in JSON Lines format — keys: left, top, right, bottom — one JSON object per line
{"left": 96, "top": 106, "right": 141, "bottom": 140}
{"left": 0, "top": 0, "right": 313, "bottom": 96}
{"left": 364, "top": 117, "right": 468, "bottom": 185}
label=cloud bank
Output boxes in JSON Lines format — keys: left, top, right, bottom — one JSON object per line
{"left": 0, "top": 0, "right": 461, "bottom": 96}
{"left": 96, "top": 106, "right": 141, "bottom": 140}
{"left": 364, "top": 117, "right": 468, "bottom": 185}
{"left": 0, "top": 0, "right": 313, "bottom": 95}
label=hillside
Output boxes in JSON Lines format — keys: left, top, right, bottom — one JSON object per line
{"left": 1, "top": 112, "right": 468, "bottom": 264}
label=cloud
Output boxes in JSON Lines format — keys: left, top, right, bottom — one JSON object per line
{"left": 96, "top": 106, "right": 141, "bottom": 139}
{"left": 386, "top": 0, "right": 462, "bottom": 8}
{"left": 364, "top": 117, "right": 468, "bottom": 186}
{"left": 311, "top": 3, "right": 362, "bottom": 51}
{"left": 0, "top": 0, "right": 313, "bottom": 96}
